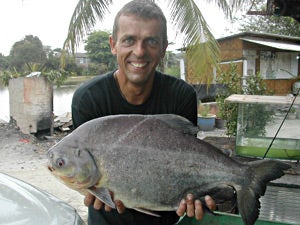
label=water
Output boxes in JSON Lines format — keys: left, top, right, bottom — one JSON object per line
{"left": 0, "top": 84, "right": 80, "bottom": 122}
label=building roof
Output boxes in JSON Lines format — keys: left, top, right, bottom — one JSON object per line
{"left": 240, "top": 37, "right": 300, "bottom": 51}
{"left": 217, "top": 32, "right": 300, "bottom": 52}
{"left": 217, "top": 31, "right": 300, "bottom": 42}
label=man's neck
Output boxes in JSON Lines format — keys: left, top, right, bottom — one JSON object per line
{"left": 114, "top": 71, "right": 154, "bottom": 105}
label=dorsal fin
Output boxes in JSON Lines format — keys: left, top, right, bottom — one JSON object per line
{"left": 147, "top": 114, "right": 198, "bottom": 136}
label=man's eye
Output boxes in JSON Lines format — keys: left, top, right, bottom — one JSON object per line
{"left": 123, "top": 38, "right": 134, "bottom": 45}
{"left": 147, "top": 38, "right": 159, "bottom": 46}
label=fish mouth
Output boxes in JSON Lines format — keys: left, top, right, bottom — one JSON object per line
{"left": 48, "top": 165, "right": 55, "bottom": 172}
{"left": 49, "top": 168, "right": 94, "bottom": 189}
{"left": 47, "top": 163, "right": 98, "bottom": 189}
{"left": 64, "top": 176, "right": 94, "bottom": 189}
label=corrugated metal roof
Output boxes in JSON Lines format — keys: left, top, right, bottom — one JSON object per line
{"left": 241, "top": 37, "right": 300, "bottom": 51}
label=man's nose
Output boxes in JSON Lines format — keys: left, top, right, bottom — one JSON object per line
{"left": 133, "top": 42, "right": 146, "bottom": 57}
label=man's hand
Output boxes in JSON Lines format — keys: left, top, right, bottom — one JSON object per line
{"left": 84, "top": 192, "right": 126, "bottom": 214}
{"left": 176, "top": 194, "right": 216, "bottom": 220}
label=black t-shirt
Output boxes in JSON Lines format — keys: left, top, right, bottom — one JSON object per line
{"left": 71, "top": 70, "right": 198, "bottom": 225}
{"left": 72, "top": 70, "right": 197, "bottom": 128}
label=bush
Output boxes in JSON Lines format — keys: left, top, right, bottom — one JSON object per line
{"left": 216, "top": 63, "right": 273, "bottom": 136}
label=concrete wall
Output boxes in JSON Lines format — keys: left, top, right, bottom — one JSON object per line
{"left": 9, "top": 76, "right": 53, "bottom": 134}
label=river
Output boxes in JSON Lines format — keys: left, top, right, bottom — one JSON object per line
{"left": 0, "top": 83, "right": 81, "bottom": 122}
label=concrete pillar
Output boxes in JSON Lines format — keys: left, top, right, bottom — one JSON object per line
{"left": 9, "top": 76, "right": 53, "bottom": 134}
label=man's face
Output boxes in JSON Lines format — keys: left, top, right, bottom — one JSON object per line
{"left": 110, "top": 15, "right": 168, "bottom": 85}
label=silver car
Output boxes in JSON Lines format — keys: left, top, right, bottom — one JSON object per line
{"left": 0, "top": 172, "right": 85, "bottom": 225}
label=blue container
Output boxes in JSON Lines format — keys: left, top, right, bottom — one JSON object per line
{"left": 197, "top": 114, "right": 216, "bottom": 131}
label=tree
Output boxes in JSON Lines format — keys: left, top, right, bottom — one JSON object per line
{"left": 0, "top": 53, "right": 9, "bottom": 71}
{"left": 235, "top": 3, "right": 300, "bottom": 36}
{"left": 84, "top": 30, "right": 116, "bottom": 71}
{"left": 163, "top": 51, "right": 181, "bottom": 78}
{"left": 44, "top": 48, "right": 83, "bottom": 77}
{"left": 1, "top": 37, "right": 75, "bottom": 86}
{"left": 9, "top": 35, "right": 47, "bottom": 70}
{"left": 61, "top": 0, "right": 253, "bottom": 81}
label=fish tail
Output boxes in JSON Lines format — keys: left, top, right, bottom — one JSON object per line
{"left": 236, "top": 160, "right": 290, "bottom": 225}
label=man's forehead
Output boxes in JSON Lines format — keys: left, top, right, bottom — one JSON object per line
{"left": 118, "top": 14, "right": 161, "bottom": 25}
{"left": 117, "top": 15, "right": 163, "bottom": 36}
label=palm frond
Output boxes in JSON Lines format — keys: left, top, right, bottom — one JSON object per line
{"left": 61, "top": 0, "right": 112, "bottom": 67}
{"left": 168, "top": 0, "right": 220, "bottom": 83}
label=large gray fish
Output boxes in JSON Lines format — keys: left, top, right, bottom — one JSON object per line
{"left": 47, "top": 114, "right": 290, "bottom": 225}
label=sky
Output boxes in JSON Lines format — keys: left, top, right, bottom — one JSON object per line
{"left": 0, "top": 0, "right": 236, "bottom": 56}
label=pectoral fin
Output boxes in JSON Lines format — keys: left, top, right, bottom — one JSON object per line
{"left": 88, "top": 187, "right": 116, "bottom": 209}
{"left": 133, "top": 208, "right": 161, "bottom": 217}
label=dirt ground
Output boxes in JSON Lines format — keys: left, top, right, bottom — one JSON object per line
{"left": 0, "top": 122, "right": 88, "bottom": 223}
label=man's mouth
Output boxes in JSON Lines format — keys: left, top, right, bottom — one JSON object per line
{"left": 130, "top": 62, "right": 148, "bottom": 68}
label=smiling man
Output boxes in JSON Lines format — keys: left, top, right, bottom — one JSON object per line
{"left": 71, "top": 0, "right": 215, "bottom": 224}
{"left": 109, "top": 13, "right": 167, "bottom": 105}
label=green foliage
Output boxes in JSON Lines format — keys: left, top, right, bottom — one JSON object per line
{"left": 198, "top": 104, "right": 211, "bottom": 117}
{"left": 164, "top": 65, "right": 180, "bottom": 78}
{"left": 216, "top": 64, "right": 242, "bottom": 136}
{"left": 0, "top": 53, "right": 9, "bottom": 71}
{"left": 234, "top": 0, "right": 300, "bottom": 36}
{"left": 44, "top": 69, "right": 71, "bottom": 86}
{"left": 237, "top": 15, "right": 300, "bottom": 36}
{"left": 240, "top": 73, "right": 274, "bottom": 137}
{"left": 0, "top": 38, "right": 81, "bottom": 86}
{"left": 84, "top": 30, "right": 116, "bottom": 71}
{"left": 244, "top": 72, "right": 270, "bottom": 95}
{"left": 0, "top": 63, "right": 71, "bottom": 87}
{"left": 1, "top": 31, "right": 117, "bottom": 85}
{"left": 162, "top": 51, "right": 181, "bottom": 78}
{"left": 0, "top": 69, "right": 20, "bottom": 86}
{"left": 85, "top": 62, "right": 110, "bottom": 75}
{"left": 216, "top": 63, "right": 273, "bottom": 136}
{"left": 9, "top": 35, "right": 47, "bottom": 70}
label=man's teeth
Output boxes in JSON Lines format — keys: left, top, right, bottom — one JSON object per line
{"left": 131, "top": 62, "right": 147, "bottom": 68}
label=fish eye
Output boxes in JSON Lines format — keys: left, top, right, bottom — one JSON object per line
{"left": 56, "top": 158, "right": 65, "bottom": 167}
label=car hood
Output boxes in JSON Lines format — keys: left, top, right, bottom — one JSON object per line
{"left": 0, "top": 172, "right": 84, "bottom": 225}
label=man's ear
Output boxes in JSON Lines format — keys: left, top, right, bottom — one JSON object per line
{"left": 109, "top": 36, "right": 117, "bottom": 55}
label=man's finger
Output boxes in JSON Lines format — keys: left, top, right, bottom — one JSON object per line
{"left": 104, "top": 204, "right": 112, "bottom": 212}
{"left": 176, "top": 199, "right": 187, "bottom": 217}
{"left": 186, "top": 194, "right": 195, "bottom": 217}
{"left": 94, "top": 198, "right": 104, "bottom": 210}
{"left": 205, "top": 195, "right": 217, "bottom": 211}
{"left": 115, "top": 200, "right": 126, "bottom": 214}
{"left": 84, "top": 192, "right": 95, "bottom": 207}
{"left": 194, "top": 200, "right": 204, "bottom": 220}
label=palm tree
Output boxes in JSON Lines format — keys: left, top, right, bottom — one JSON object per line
{"left": 62, "top": 0, "right": 252, "bottom": 81}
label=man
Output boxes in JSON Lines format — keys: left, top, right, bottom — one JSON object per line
{"left": 72, "top": 1, "right": 215, "bottom": 224}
